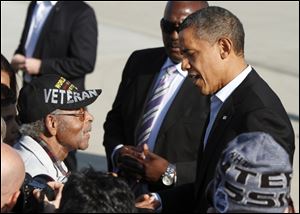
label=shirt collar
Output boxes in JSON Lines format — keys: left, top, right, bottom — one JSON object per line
{"left": 162, "top": 58, "right": 188, "bottom": 77}
{"left": 37, "top": 1, "right": 57, "bottom": 6}
{"left": 215, "top": 65, "right": 252, "bottom": 103}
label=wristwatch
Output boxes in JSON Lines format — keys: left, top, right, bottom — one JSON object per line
{"left": 161, "top": 163, "right": 176, "bottom": 186}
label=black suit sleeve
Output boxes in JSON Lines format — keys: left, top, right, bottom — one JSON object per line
{"left": 40, "top": 6, "right": 98, "bottom": 79}
{"left": 245, "top": 107, "right": 295, "bottom": 164}
{"left": 15, "top": 2, "right": 35, "bottom": 55}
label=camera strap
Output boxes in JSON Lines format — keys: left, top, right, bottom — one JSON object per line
{"left": 38, "top": 140, "right": 69, "bottom": 177}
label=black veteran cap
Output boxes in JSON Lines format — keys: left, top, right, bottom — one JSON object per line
{"left": 18, "top": 74, "right": 102, "bottom": 124}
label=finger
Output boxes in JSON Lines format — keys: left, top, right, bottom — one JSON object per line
{"left": 135, "top": 194, "right": 150, "bottom": 203}
{"left": 122, "top": 148, "right": 144, "bottom": 160}
{"left": 122, "top": 157, "right": 144, "bottom": 170}
{"left": 120, "top": 155, "right": 144, "bottom": 166}
{"left": 32, "top": 189, "right": 45, "bottom": 202}
{"left": 143, "top": 143, "right": 149, "bottom": 152}
{"left": 119, "top": 162, "right": 144, "bottom": 176}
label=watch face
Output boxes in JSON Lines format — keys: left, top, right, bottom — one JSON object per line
{"left": 162, "top": 175, "right": 173, "bottom": 186}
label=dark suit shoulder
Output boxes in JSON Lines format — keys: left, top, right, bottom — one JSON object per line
{"left": 233, "top": 69, "right": 287, "bottom": 113}
{"left": 130, "top": 47, "right": 166, "bottom": 61}
{"left": 58, "top": 1, "right": 94, "bottom": 14}
{"left": 123, "top": 47, "right": 166, "bottom": 78}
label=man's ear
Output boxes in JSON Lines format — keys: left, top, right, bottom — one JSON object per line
{"left": 44, "top": 114, "right": 58, "bottom": 136}
{"left": 218, "top": 37, "right": 232, "bottom": 59}
{"left": 5, "top": 190, "right": 20, "bottom": 212}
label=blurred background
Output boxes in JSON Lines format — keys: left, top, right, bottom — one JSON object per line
{"left": 1, "top": 1, "right": 298, "bottom": 211}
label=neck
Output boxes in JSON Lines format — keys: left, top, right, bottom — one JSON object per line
{"left": 39, "top": 134, "right": 68, "bottom": 161}
{"left": 223, "top": 57, "right": 247, "bottom": 86}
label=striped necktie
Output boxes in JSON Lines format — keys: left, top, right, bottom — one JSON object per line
{"left": 137, "top": 65, "right": 177, "bottom": 146}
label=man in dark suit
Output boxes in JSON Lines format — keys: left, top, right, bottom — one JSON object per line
{"left": 11, "top": 1, "right": 98, "bottom": 90}
{"left": 11, "top": 1, "right": 98, "bottom": 172}
{"left": 136, "top": 6, "right": 295, "bottom": 212}
{"left": 103, "top": 1, "right": 209, "bottom": 194}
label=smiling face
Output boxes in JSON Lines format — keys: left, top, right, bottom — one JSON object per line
{"left": 180, "top": 27, "right": 225, "bottom": 95}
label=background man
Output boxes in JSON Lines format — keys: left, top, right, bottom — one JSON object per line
{"left": 103, "top": 1, "right": 209, "bottom": 195}
{"left": 11, "top": 1, "right": 98, "bottom": 171}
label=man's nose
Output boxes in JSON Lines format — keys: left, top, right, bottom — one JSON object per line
{"left": 181, "top": 57, "right": 191, "bottom": 71}
{"left": 85, "top": 111, "right": 94, "bottom": 122}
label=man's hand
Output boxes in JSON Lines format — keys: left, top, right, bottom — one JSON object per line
{"left": 117, "top": 144, "right": 170, "bottom": 183}
{"left": 33, "top": 181, "right": 64, "bottom": 213}
{"left": 117, "top": 146, "right": 145, "bottom": 180}
{"left": 118, "top": 145, "right": 144, "bottom": 160}
{"left": 11, "top": 54, "right": 41, "bottom": 75}
{"left": 25, "top": 58, "right": 41, "bottom": 75}
{"left": 135, "top": 194, "right": 160, "bottom": 211}
{"left": 11, "top": 54, "right": 26, "bottom": 71}
{"left": 139, "top": 143, "right": 169, "bottom": 182}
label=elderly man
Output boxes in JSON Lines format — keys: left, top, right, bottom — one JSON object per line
{"left": 14, "top": 74, "right": 101, "bottom": 182}
{"left": 1, "top": 143, "right": 25, "bottom": 213}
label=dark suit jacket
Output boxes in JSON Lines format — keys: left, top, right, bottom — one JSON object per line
{"left": 15, "top": 1, "right": 98, "bottom": 89}
{"left": 103, "top": 47, "right": 210, "bottom": 191}
{"left": 159, "top": 69, "right": 295, "bottom": 213}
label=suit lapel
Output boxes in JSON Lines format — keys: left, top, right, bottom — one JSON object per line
{"left": 203, "top": 97, "right": 235, "bottom": 160}
{"left": 195, "top": 96, "right": 235, "bottom": 199}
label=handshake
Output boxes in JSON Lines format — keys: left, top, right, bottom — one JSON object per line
{"left": 115, "top": 144, "right": 170, "bottom": 183}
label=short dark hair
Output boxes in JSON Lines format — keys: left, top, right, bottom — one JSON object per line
{"left": 1, "top": 53, "right": 17, "bottom": 98}
{"left": 58, "top": 167, "right": 137, "bottom": 213}
{"left": 180, "top": 6, "right": 245, "bottom": 56}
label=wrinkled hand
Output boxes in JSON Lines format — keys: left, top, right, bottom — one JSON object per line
{"left": 117, "top": 146, "right": 145, "bottom": 180}
{"left": 135, "top": 194, "right": 160, "bottom": 211}
{"left": 139, "top": 144, "right": 169, "bottom": 182}
{"left": 118, "top": 145, "right": 144, "bottom": 159}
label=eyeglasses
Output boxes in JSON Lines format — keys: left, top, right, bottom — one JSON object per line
{"left": 160, "top": 18, "right": 181, "bottom": 34}
{"left": 52, "top": 109, "right": 86, "bottom": 121}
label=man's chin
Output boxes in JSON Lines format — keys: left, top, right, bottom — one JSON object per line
{"left": 79, "top": 142, "right": 89, "bottom": 150}
{"left": 168, "top": 52, "right": 182, "bottom": 64}
{"left": 79, "top": 137, "right": 90, "bottom": 150}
